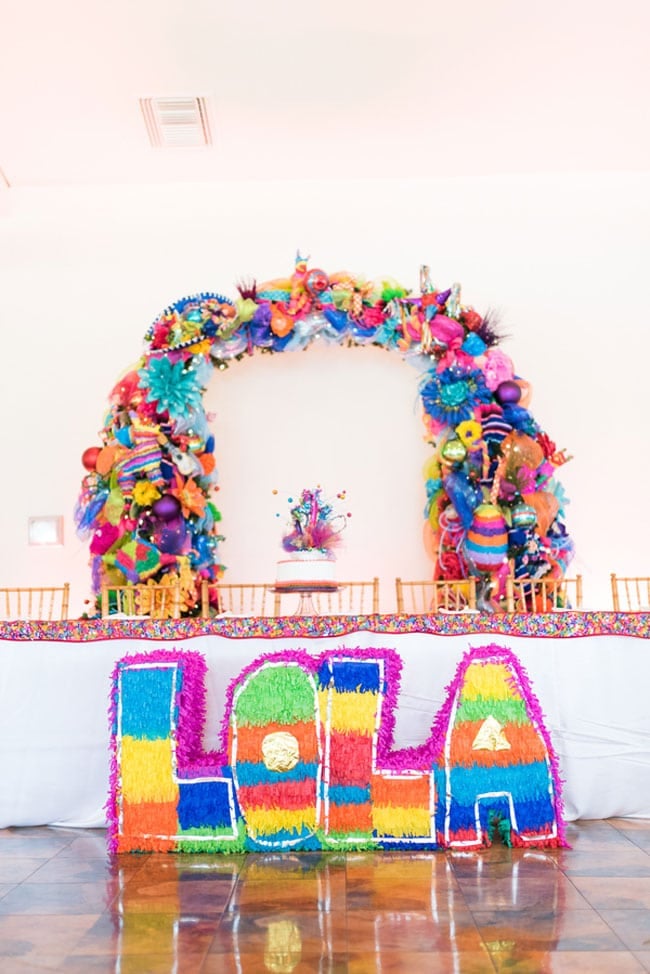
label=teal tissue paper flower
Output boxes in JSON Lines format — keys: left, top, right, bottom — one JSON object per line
{"left": 138, "top": 356, "right": 205, "bottom": 420}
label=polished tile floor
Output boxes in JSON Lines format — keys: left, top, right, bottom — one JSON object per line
{"left": 1, "top": 819, "right": 650, "bottom": 972}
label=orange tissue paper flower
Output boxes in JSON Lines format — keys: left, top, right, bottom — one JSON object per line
{"left": 171, "top": 475, "right": 207, "bottom": 518}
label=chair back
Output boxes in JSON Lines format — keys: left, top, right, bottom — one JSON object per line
{"left": 505, "top": 575, "right": 583, "bottom": 612}
{"left": 210, "top": 583, "right": 275, "bottom": 617}
{"left": 100, "top": 582, "right": 182, "bottom": 619}
{"left": 0, "top": 584, "right": 70, "bottom": 621}
{"left": 274, "top": 579, "right": 380, "bottom": 617}
{"left": 395, "top": 578, "right": 477, "bottom": 614}
{"left": 610, "top": 574, "right": 650, "bottom": 611}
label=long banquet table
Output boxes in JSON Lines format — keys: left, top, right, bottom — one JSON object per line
{"left": 1, "top": 612, "right": 649, "bottom": 830}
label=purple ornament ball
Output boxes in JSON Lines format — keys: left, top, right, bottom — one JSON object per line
{"left": 152, "top": 494, "right": 182, "bottom": 522}
{"left": 495, "top": 380, "right": 522, "bottom": 405}
{"left": 155, "top": 517, "right": 188, "bottom": 555}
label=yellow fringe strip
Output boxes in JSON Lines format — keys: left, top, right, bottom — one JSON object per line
{"left": 244, "top": 807, "right": 317, "bottom": 836}
{"left": 372, "top": 805, "right": 433, "bottom": 838}
{"left": 318, "top": 688, "right": 379, "bottom": 733}
{"left": 120, "top": 737, "right": 179, "bottom": 804}
{"left": 461, "top": 662, "right": 523, "bottom": 702}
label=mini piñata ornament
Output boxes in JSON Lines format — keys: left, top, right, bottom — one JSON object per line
{"left": 114, "top": 538, "right": 161, "bottom": 583}
{"left": 463, "top": 503, "right": 508, "bottom": 573}
{"left": 512, "top": 502, "right": 538, "bottom": 529}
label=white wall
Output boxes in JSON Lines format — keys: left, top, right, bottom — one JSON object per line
{"left": 1, "top": 172, "right": 648, "bottom": 615}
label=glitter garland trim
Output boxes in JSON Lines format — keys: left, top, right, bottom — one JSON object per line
{"left": 3, "top": 611, "right": 649, "bottom": 643}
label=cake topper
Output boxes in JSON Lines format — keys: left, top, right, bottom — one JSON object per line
{"left": 280, "top": 487, "right": 347, "bottom": 558}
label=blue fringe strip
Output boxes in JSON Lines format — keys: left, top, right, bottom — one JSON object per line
{"left": 319, "top": 659, "right": 381, "bottom": 693}
{"left": 120, "top": 667, "right": 176, "bottom": 739}
{"left": 376, "top": 838, "right": 440, "bottom": 851}
{"left": 177, "top": 780, "right": 237, "bottom": 831}
{"left": 244, "top": 828, "right": 322, "bottom": 852}
{"left": 327, "top": 785, "right": 371, "bottom": 805}
{"left": 435, "top": 761, "right": 552, "bottom": 805}
{"left": 436, "top": 795, "right": 556, "bottom": 837}
{"left": 235, "top": 761, "right": 319, "bottom": 787}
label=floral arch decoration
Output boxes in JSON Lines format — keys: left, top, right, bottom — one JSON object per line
{"left": 75, "top": 256, "right": 574, "bottom": 616}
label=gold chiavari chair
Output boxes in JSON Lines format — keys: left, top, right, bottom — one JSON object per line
{"left": 100, "top": 581, "right": 182, "bottom": 619}
{"left": 209, "top": 583, "right": 276, "bottom": 617}
{"left": 395, "top": 577, "right": 477, "bottom": 614}
{"left": 274, "top": 578, "right": 380, "bottom": 617}
{"left": 0, "top": 584, "right": 70, "bottom": 621}
{"left": 506, "top": 575, "right": 583, "bottom": 612}
{"left": 610, "top": 574, "right": 650, "bottom": 612}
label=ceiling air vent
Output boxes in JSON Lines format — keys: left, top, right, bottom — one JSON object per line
{"left": 140, "top": 96, "right": 213, "bottom": 148}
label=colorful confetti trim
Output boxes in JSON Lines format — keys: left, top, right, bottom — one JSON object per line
{"left": 3, "top": 611, "right": 649, "bottom": 643}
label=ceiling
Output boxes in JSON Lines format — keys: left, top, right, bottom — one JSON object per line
{"left": 2, "top": 0, "right": 649, "bottom": 192}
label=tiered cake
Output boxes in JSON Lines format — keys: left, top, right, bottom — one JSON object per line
{"left": 275, "top": 487, "right": 344, "bottom": 591}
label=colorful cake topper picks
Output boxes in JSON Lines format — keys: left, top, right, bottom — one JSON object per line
{"left": 280, "top": 486, "right": 346, "bottom": 557}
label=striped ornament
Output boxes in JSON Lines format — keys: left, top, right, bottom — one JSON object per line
{"left": 464, "top": 503, "right": 508, "bottom": 572}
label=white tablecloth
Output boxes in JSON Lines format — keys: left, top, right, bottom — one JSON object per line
{"left": 1, "top": 615, "right": 648, "bottom": 827}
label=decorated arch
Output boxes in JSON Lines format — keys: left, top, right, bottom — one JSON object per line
{"left": 75, "top": 257, "right": 574, "bottom": 616}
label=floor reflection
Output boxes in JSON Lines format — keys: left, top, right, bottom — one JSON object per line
{"left": 1, "top": 821, "right": 649, "bottom": 972}
{"left": 113, "top": 846, "right": 566, "bottom": 972}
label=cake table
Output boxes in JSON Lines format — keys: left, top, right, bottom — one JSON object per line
{"left": 268, "top": 584, "right": 346, "bottom": 616}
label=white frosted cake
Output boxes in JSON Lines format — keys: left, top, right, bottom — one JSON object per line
{"left": 275, "top": 487, "right": 345, "bottom": 591}
{"left": 275, "top": 553, "right": 337, "bottom": 591}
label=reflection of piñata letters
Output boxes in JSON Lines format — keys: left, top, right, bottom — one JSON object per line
{"left": 108, "top": 644, "right": 566, "bottom": 852}
{"left": 111, "top": 850, "right": 565, "bottom": 971}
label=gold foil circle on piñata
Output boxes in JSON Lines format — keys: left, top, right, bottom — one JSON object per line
{"left": 261, "top": 731, "right": 300, "bottom": 772}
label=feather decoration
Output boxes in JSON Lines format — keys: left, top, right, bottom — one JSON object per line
{"left": 473, "top": 309, "right": 507, "bottom": 347}
{"left": 74, "top": 487, "right": 109, "bottom": 536}
{"left": 237, "top": 278, "right": 257, "bottom": 301}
